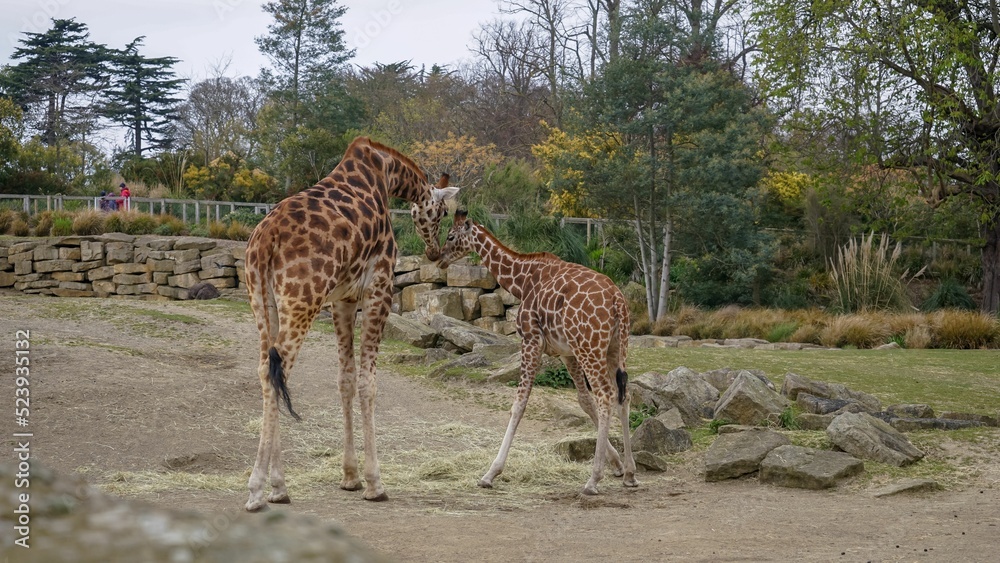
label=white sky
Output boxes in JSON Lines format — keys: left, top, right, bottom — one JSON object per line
{"left": 1, "top": 0, "right": 503, "bottom": 82}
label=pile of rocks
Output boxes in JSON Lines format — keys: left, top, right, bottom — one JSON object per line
{"left": 0, "top": 235, "right": 244, "bottom": 300}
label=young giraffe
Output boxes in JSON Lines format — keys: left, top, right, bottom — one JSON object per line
{"left": 243, "top": 137, "right": 459, "bottom": 511}
{"left": 438, "top": 210, "right": 637, "bottom": 495}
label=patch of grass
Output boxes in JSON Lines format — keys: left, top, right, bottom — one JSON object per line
{"left": 778, "top": 406, "right": 801, "bottom": 430}
{"left": 535, "top": 364, "right": 573, "bottom": 389}
{"left": 131, "top": 308, "right": 204, "bottom": 324}
{"left": 629, "top": 403, "right": 656, "bottom": 430}
{"left": 708, "top": 419, "right": 734, "bottom": 434}
{"left": 767, "top": 322, "right": 799, "bottom": 342}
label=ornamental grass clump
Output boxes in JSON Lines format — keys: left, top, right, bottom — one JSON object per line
{"left": 829, "top": 233, "right": 922, "bottom": 313}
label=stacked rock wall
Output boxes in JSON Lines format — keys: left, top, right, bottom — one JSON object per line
{"left": 0, "top": 235, "right": 245, "bottom": 300}
{"left": 1, "top": 235, "right": 519, "bottom": 335}
{"left": 391, "top": 255, "right": 520, "bottom": 336}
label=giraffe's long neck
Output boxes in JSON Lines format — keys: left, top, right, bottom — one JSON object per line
{"left": 471, "top": 225, "right": 547, "bottom": 301}
{"left": 382, "top": 153, "right": 430, "bottom": 205}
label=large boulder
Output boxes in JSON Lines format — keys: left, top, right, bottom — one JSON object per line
{"left": 414, "top": 288, "right": 465, "bottom": 321}
{"left": 795, "top": 392, "right": 867, "bottom": 415}
{"left": 714, "top": 372, "right": 789, "bottom": 426}
{"left": 703, "top": 428, "right": 791, "bottom": 481}
{"left": 0, "top": 460, "right": 386, "bottom": 563}
{"left": 553, "top": 435, "right": 623, "bottom": 462}
{"left": 383, "top": 313, "right": 439, "bottom": 348}
{"left": 826, "top": 412, "right": 924, "bottom": 467}
{"left": 631, "top": 418, "right": 692, "bottom": 455}
{"left": 701, "top": 367, "right": 774, "bottom": 393}
{"left": 632, "top": 367, "right": 719, "bottom": 427}
{"left": 429, "top": 314, "right": 517, "bottom": 353}
{"left": 759, "top": 445, "right": 864, "bottom": 489}
{"left": 781, "top": 372, "right": 881, "bottom": 412}
{"left": 486, "top": 352, "right": 560, "bottom": 384}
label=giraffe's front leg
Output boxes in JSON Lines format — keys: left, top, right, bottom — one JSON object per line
{"left": 332, "top": 300, "right": 363, "bottom": 492}
{"left": 480, "top": 334, "right": 543, "bottom": 489}
{"left": 357, "top": 279, "right": 392, "bottom": 501}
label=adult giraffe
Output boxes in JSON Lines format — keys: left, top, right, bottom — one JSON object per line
{"left": 438, "top": 210, "right": 637, "bottom": 495}
{"left": 243, "top": 137, "right": 458, "bottom": 511}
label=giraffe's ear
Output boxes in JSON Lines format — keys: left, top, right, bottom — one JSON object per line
{"left": 432, "top": 186, "right": 460, "bottom": 203}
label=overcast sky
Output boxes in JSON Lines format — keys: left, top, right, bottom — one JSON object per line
{"left": 1, "top": 0, "right": 503, "bottom": 82}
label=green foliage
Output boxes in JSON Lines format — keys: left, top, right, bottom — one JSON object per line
{"left": 534, "top": 364, "right": 574, "bottom": 389}
{"left": 778, "top": 407, "right": 801, "bottom": 430}
{"left": 71, "top": 210, "right": 106, "bottom": 235}
{"left": 123, "top": 214, "right": 157, "bottom": 235}
{"left": 629, "top": 403, "right": 656, "bottom": 430}
{"left": 0, "top": 209, "right": 16, "bottom": 233}
{"left": 51, "top": 217, "right": 73, "bottom": 236}
{"left": 222, "top": 209, "right": 266, "bottom": 227}
{"left": 922, "top": 278, "right": 976, "bottom": 312}
{"left": 708, "top": 419, "right": 733, "bottom": 434}
{"left": 497, "top": 210, "right": 589, "bottom": 266}
{"left": 767, "top": 322, "right": 799, "bottom": 343}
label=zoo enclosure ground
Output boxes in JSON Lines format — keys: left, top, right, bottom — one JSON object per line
{"left": 1, "top": 293, "right": 997, "bottom": 562}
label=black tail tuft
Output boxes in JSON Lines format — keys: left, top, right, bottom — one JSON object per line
{"left": 583, "top": 375, "right": 592, "bottom": 392}
{"left": 615, "top": 368, "right": 628, "bottom": 405}
{"left": 269, "top": 347, "right": 301, "bottom": 421}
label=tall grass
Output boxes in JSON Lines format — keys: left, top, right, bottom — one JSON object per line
{"left": 829, "top": 233, "right": 921, "bottom": 313}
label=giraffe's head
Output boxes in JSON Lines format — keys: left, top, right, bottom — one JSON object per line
{"left": 411, "top": 173, "right": 460, "bottom": 262}
{"left": 437, "top": 209, "right": 476, "bottom": 269}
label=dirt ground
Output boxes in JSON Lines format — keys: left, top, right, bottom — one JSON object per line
{"left": 2, "top": 292, "right": 998, "bottom": 562}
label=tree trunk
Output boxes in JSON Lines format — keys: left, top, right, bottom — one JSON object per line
{"left": 656, "top": 220, "right": 672, "bottom": 321}
{"left": 606, "top": 0, "right": 620, "bottom": 63}
{"left": 981, "top": 212, "right": 1000, "bottom": 314}
{"left": 634, "top": 197, "right": 655, "bottom": 321}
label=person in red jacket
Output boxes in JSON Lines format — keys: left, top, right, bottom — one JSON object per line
{"left": 119, "top": 182, "right": 131, "bottom": 210}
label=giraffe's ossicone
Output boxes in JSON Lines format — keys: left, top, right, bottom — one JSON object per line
{"left": 438, "top": 210, "right": 638, "bottom": 495}
{"left": 243, "top": 137, "right": 459, "bottom": 511}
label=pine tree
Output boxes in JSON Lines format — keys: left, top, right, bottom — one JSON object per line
{"left": 1, "top": 18, "right": 108, "bottom": 150}
{"left": 103, "top": 37, "right": 186, "bottom": 157}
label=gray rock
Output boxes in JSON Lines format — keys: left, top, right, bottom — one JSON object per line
{"left": 701, "top": 367, "right": 774, "bottom": 393}
{"left": 172, "top": 236, "right": 217, "bottom": 251}
{"left": 872, "top": 479, "right": 939, "bottom": 498}
{"left": 394, "top": 254, "right": 424, "bottom": 273}
{"left": 400, "top": 282, "right": 439, "bottom": 312}
{"left": 429, "top": 314, "right": 516, "bottom": 353}
{"left": 487, "top": 353, "right": 561, "bottom": 385}
{"left": 414, "top": 288, "right": 465, "bottom": 321}
{"left": 715, "top": 424, "right": 757, "bottom": 434}
{"left": 632, "top": 367, "right": 719, "bottom": 427}
{"left": 446, "top": 263, "right": 497, "bottom": 289}
{"left": 939, "top": 411, "right": 999, "bottom": 427}
{"left": 703, "top": 428, "right": 790, "bottom": 481}
{"left": 889, "top": 417, "right": 985, "bottom": 432}
{"left": 553, "top": 435, "right": 623, "bottom": 462}
{"left": 760, "top": 445, "right": 864, "bottom": 489}
{"left": 887, "top": 404, "right": 935, "bottom": 418}
{"left": 826, "top": 412, "right": 924, "bottom": 467}
{"left": 631, "top": 418, "right": 692, "bottom": 455}
{"left": 633, "top": 451, "right": 670, "bottom": 472}
{"left": 428, "top": 352, "right": 492, "bottom": 379}
{"left": 423, "top": 348, "right": 457, "bottom": 363}
{"left": 781, "top": 372, "right": 881, "bottom": 412}
{"left": 714, "top": 372, "right": 789, "bottom": 426}
{"left": 655, "top": 407, "right": 686, "bottom": 430}
{"left": 383, "top": 313, "right": 439, "bottom": 348}
{"left": 797, "top": 413, "right": 836, "bottom": 431}
{"left": 796, "top": 392, "right": 857, "bottom": 415}
{"left": 0, "top": 459, "right": 386, "bottom": 563}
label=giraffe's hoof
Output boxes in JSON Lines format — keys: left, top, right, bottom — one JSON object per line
{"left": 612, "top": 467, "right": 625, "bottom": 478}
{"left": 245, "top": 499, "right": 270, "bottom": 512}
{"left": 623, "top": 476, "right": 639, "bottom": 488}
{"left": 581, "top": 485, "right": 599, "bottom": 496}
{"left": 340, "top": 480, "right": 363, "bottom": 492}
{"left": 363, "top": 491, "right": 389, "bottom": 502}
{"left": 477, "top": 479, "right": 493, "bottom": 489}
{"left": 268, "top": 492, "right": 291, "bottom": 504}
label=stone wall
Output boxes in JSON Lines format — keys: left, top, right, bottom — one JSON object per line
{"left": 0, "top": 235, "right": 244, "bottom": 301}
{"left": 0, "top": 235, "right": 519, "bottom": 334}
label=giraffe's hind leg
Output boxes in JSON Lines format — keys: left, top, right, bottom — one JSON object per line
{"left": 331, "top": 299, "right": 364, "bottom": 493}
{"left": 576, "top": 353, "right": 614, "bottom": 496}
{"left": 562, "top": 356, "right": 625, "bottom": 477}
{"left": 356, "top": 276, "right": 393, "bottom": 501}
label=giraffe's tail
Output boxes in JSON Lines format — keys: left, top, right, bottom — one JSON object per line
{"left": 612, "top": 292, "right": 630, "bottom": 405}
{"left": 269, "top": 347, "right": 301, "bottom": 421}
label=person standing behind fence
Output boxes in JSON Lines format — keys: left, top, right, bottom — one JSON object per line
{"left": 99, "top": 191, "right": 118, "bottom": 212}
{"left": 119, "top": 182, "right": 131, "bottom": 210}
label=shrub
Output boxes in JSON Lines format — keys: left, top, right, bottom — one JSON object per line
{"left": 904, "top": 325, "right": 932, "bottom": 349}
{"left": 819, "top": 314, "right": 891, "bottom": 348}
{"left": 189, "top": 225, "right": 209, "bottom": 238}
{"left": 104, "top": 212, "right": 126, "bottom": 233}
{"left": 226, "top": 221, "right": 252, "bottom": 241}
{"left": 921, "top": 278, "right": 976, "bottom": 311}
{"left": 124, "top": 214, "right": 158, "bottom": 235}
{"left": 208, "top": 221, "right": 229, "bottom": 239}
{"left": 629, "top": 404, "right": 657, "bottom": 430}
{"left": 0, "top": 209, "right": 15, "bottom": 234}
{"left": 155, "top": 215, "right": 187, "bottom": 236}
{"left": 72, "top": 210, "right": 107, "bottom": 235}
{"left": 51, "top": 217, "right": 73, "bottom": 236}
{"left": 932, "top": 310, "right": 999, "bottom": 349}
{"left": 33, "top": 211, "right": 53, "bottom": 236}
{"left": 535, "top": 364, "right": 574, "bottom": 388}
{"left": 630, "top": 316, "right": 651, "bottom": 335}
{"left": 828, "top": 233, "right": 919, "bottom": 313}
{"left": 651, "top": 316, "right": 675, "bottom": 336}
{"left": 767, "top": 322, "right": 798, "bottom": 342}
{"left": 221, "top": 208, "right": 266, "bottom": 227}
{"left": 789, "top": 323, "right": 822, "bottom": 345}
{"left": 10, "top": 218, "right": 30, "bottom": 237}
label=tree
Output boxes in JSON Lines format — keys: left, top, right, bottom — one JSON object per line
{"left": 177, "top": 72, "right": 264, "bottom": 164}
{"left": 754, "top": 0, "right": 1000, "bottom": 313}
{"left": 103, "top": 37, "right": 186, "bottom": 157}
{"left": 255, "top": 0, "right": 354, "bottom": 132}
{"left": 1, "top": 18, "right": 108, "bottom": 156}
